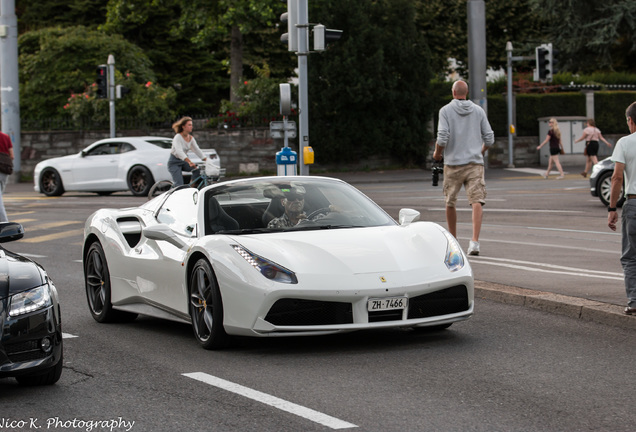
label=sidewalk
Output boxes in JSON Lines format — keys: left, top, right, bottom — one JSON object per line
{"left": 324, "top": 167, "right": 636, "bottom": 331}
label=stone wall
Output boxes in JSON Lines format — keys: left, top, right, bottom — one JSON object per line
{"left": 19, "top": 127, "right": 281, "bottom": 179}
{"left": 17, "top": 128, "right": 626, "bottom": 179}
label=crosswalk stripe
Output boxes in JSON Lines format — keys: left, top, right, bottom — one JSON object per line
{"left": 20, "top": 229, "right": 84, "bottom": 243}
{"left": 21, "top": 221, "right": 82, "bottom": 230}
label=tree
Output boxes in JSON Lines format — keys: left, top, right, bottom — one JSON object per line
{"left": 415, "top": 0, "right": 545, "bottom": 78}
{"left": 174, "top": 0, "right": 293, "bottom": 105}
{"left": 308, "top": 0, "right": 433, "bottom": 166}
{"left": 16, "top": 0, "right": 107, "bottom": 32}
{"left": 531, "top": 0, "right": 636, "bottom": 72}
{"left": 102, "top": 0, "right": 228, "bottom": 115}
{"left": 18, "top": 26, "right": 170, "bottom": 121}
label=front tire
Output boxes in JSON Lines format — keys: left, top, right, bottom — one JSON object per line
{"left": 598, "top": 171, "right": 625, "bottom": 207}
{"left": 148, "top": 180, "right": 173, "bottom": 200}
{"left": 127, "top": 165, "right": 154, "bottom": 197}
{"left": 39, "top": 168, "right": 64, "bottom": 196}
{"left": 189, "top": 258, "right": 230, "bottom": 350}
{"left": 84, "top": 242, "right": 137, "bottom": 323}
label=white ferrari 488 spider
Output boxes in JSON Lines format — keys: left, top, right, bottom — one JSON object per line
{"left": 83, "top": 176, "right": 473, "bottom": 349}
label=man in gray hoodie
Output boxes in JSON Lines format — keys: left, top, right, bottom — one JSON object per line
{"left": 432, "top": 80, "right": 495, "bottom": 256}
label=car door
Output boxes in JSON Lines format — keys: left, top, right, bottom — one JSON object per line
{"left": 71, "top": 142, "right": 128, "bottom": 189}
{"left": 134, "top": 188, "right": 201, "bottom": 315}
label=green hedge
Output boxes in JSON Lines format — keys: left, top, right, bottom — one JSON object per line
{"left": 594, "top": 91, "right": 636, "bottom": 134}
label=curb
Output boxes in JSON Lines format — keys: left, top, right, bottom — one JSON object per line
{"left": 475, "top": 281, "right": 636, "bottom": 331}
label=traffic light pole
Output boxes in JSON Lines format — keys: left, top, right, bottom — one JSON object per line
{"left": 296, "top": 0, "right": 309, "bottom": 176}
{"left": 0, "top": 0, "right": 21, "bottom": 177}
{"left": 108, "top": 55, "right": 115, "bottom": 138}
{"left": 505, "top": 42, "right": 534, "bottom": 168}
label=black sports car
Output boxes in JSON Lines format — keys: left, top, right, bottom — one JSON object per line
{"left": 0, "top": 223, "right": 63, "bottom": 385}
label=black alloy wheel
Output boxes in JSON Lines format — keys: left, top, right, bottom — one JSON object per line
{"left": 39, "top": 168, "right": 64, "bottom": 196}
{"left": 127, "top": 166, "right": 154, "bottom": 197}
{"left": 189, "top": 258, "right": 230, "bottom": 349}
{"left": 84, "top": 242, "right": 137, "bottom": 323}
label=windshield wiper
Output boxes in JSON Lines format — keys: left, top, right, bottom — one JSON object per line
{"left": 287, "top": 224, "right": 363, "bottom": 232}
{"left": 219, "top": 228, "right": 282, "bottom": 235}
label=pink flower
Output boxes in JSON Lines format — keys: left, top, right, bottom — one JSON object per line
{"left": 145, "top": 81, "right": 152, "bottom": 87}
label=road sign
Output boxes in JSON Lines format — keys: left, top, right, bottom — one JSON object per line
{"left": 270, "top": 121, "right": 297, "bottom": 139}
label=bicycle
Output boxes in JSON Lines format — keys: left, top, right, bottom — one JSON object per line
{"left": 148, "top": 163, "right": 225, "bottom": 199}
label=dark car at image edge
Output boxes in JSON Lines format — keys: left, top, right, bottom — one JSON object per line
{"left": 0, "top": 223, "right": 63, "bottom": 385}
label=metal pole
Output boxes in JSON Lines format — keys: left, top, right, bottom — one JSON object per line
{"left": 506, "top": 42, "right": 514, "bottom": 168}
{"left": 467, "top": 0, "right": 487, "bottom": 114}
{"left": 296, "top": 0, "right": 309, "bottom": 176}
{"left": 0, "top": 0, "right": 21, "bottom": 177}
{"left": 108, "top": 54, "right": 115, "bottom": 138}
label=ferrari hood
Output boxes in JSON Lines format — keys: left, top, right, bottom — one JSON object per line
{"left": 0, "top": 249, "right": 45, "bottom": 300}
{"left": 233, "top": 224, "right": 448, "bottom": 275}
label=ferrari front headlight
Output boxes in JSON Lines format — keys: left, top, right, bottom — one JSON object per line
{"left": 442, "top": 230, "right": 464, "bottom": 272}
{"left": 9, "top": 285, "right": 52, "bottom": 317}
{"left": 232, "top": 245, "right": 298, "bottom": 284}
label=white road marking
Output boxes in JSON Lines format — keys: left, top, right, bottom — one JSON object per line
{"left": 62, "top": 333, "right": 78, "bottom": 339}
{"left": 470, "top": 256, "right": 624, "bottom": 280}
{"left": 183, "top": 372, "right": 358, "bottom": 430}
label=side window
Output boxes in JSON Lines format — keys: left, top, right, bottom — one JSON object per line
{"left": 156, "top": 189, "right": 199, "bottom": 237}
{"left": 120, "top": 143, "right": 135, "bottom": 153}
{"left": 85, "top": 144, "right": 110, "bottom": 156}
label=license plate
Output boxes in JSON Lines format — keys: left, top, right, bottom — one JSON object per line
{"left": 367, "top": 296, "right": 408, "bottom": 312}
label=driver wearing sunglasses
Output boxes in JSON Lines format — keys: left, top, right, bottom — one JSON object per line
{"left": 267, "top": 186, "right": 308, "bottom": 228}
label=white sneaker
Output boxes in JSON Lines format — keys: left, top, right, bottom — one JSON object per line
{"left": 467, "top": 241, "right": 480, "bottom": 256}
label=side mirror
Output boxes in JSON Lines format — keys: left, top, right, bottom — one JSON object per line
{"left": 143, "top": 224, "right": 187, "bottom": 249}
{"left": 399, "top": 208, "right": 420, "bottom": 226}
{"left": 0, "top": 222, "right": 25, "bottom": 243}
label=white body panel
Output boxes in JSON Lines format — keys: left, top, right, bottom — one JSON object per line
{"left": 34, "top": 136, "right": 220, "bottom": 194}
{"left": 83, "top": 176, "right": 474, "bottom": 340}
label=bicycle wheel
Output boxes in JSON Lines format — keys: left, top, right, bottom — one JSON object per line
{"left": 148, "top": 180, "right": 173, "bottom": 199}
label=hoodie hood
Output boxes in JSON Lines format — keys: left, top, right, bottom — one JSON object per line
{"left": 451, "top": 99, "right": 476, "bottom": 116}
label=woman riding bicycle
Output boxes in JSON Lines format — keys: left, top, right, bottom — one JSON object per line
{"left": 168, "top": 116, "right": 207, "bottom": 186}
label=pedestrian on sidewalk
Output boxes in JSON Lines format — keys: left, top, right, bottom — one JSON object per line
{"left": 0, "top": 131, "right": 14, "bottom": 223}
{"left": 575, "top": 118, "right": 612, "bottom": 178}
{"left": 432, "top": 80, "right": 495, "bottom": 256}
{"left": 536, "top": 118, "right": 565, "bottom": 179}
{"left": 607, "top": 101, "right": 636, "bottom": 316}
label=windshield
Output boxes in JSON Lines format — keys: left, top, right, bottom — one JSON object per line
{"left": 205, "top": 177, "right": 395, "bottom": 235}
{"left": 146, "top": 139, "right": 173, "bottom": 149}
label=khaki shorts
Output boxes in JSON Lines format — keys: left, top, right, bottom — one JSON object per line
{"left": 443, "top": 163, "right": 486, "bottom": 207}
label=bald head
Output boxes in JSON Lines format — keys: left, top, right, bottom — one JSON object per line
{"left": 452, "top": 80, "right": 468, "bottom": 100}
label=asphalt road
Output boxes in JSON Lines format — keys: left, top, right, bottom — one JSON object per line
{"left": 0, "top": 171, "right": 635, "bottom": 431}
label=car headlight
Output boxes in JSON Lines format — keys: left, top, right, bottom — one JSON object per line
{"left": 442, "top": 230, "right": 464, "bottom": 272}
{"left": 232, "top": 245, "right": 298, "bottom": 284}
{"left": 9, "top": 285, "right": 52, "bottom": 317}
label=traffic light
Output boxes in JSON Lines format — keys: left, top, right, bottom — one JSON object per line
{"left": 96, "top": 65, "right": 108, "bottom": 99}
{"left": 313, "top": 25, "right": 343, "bottom": 51}
{"left": 535, "top": 45, "right": 549, "bottom": 81}
{"left": 280, "top": 0, "right": 298, "bottom": 52}
{"left": 116, "top": 85, "right": 130, "bottom": 99}
{"left": 534, "top": 43, "right": 557, "bottom": 82}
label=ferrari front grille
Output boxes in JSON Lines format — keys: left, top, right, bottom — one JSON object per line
{"left": 265, "top": 299, "right": 353, "bottom": 326}
{"left": 407, "top": 285, "right": 469, "bottom": 319}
